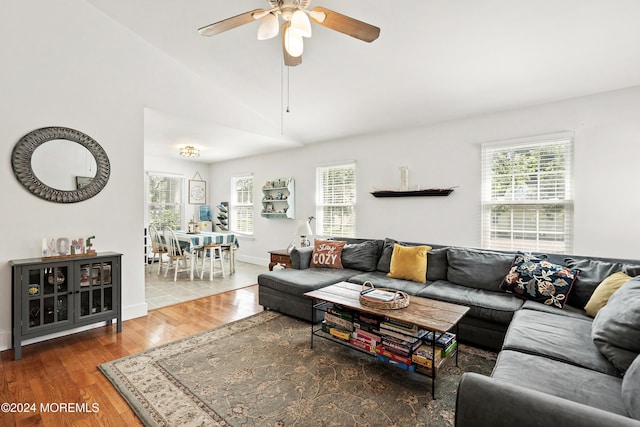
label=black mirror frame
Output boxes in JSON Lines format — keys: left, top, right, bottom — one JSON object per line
{"left": 11, "top": 127, "right": 110, "bottom": 203}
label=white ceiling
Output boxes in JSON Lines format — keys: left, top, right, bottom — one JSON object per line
{"left": 85, "top": 0, "right": 640, "bottom": 163}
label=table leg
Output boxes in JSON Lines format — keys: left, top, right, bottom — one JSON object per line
{"left": 431, "top": 336, "right": 436, "bottom": 400}
{"left": 310, "top": 301, "right": 315, "bottom": 349}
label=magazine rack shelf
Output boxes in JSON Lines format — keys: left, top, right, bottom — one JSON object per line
{"left": 10, "top": 252, "right": 122, "bottom": 360}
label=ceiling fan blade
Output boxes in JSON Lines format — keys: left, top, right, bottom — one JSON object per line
{"left": 198, "top": 9, "right": 264, "bottom": 37}
{"left": 310, "top": 6, "right": 380, "bottom": 42}
{"left": 282, "top": 23, "right": 302, "bottom": 67}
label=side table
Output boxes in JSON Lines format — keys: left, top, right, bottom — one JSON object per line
{"left": 269, "top": 249, "right": 292, "bottom": 271}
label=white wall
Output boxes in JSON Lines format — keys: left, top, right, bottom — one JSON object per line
{"left": 211, "top": 85, "right": 640, "bottom": 264}
{"left": 0, "top": 0, "right": 273, "bottom": 351}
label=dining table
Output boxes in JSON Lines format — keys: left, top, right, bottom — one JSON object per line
{"left": 173, "top": 231, "right": 237, "bottom": 278}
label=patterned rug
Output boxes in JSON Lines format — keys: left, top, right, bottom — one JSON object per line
{"left": 99, "top": 311, "right": 496, "bottom": 427}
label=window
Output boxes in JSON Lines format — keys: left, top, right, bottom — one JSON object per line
{"left": 481, "top": 133, "right": 574, "bottom": 253}
{"left": 316, "top": 162, "right": 356, "bottom": 237}
{"left": 147, "top": 173, "right": 183, "bottom": 229}
{"left": 230, "top": 175, "right": 254, "bottom": 235}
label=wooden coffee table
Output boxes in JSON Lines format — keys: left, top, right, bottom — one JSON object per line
{"left": 304, "top": 281, "right": 470, "bottom": 399}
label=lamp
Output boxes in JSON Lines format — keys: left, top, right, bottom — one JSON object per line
{"left": 296, "top": 219, "right": 313, "bottom": 247}
{"left": 179, "top": 146, "right": 200, "bottom": 158}
{"left": 290, "top": 10, "right": 311, "bottom": 37}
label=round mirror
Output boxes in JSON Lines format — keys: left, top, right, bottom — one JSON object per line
{"left": 11, "top": 127, "right": 110, "bottom": 203}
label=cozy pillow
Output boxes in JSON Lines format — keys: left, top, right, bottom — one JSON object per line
{"left": 500, "top": 252, "right": 578, "bottom": 309}
{"left": 387, "top": 244, "right": 431, "bottom": 283}
{"left": 564, "top": 258, "right": 640, "bottom": 309}
{"left": 591, "top": 277, "right": 640, "bottom": 374}
{"left": 341, "top": 240, "right": 379, "bottom": 271}
{"left": 309, "top": 239, "right": 346, "bottom": 269}
{"left": 447, "top": 247, "right": 514, "bottom": 291}
{"left": 622, "top": 354, "right": 640, "bottom": 420}
{"left": 584, "top": 272, "right": 631, "bottom": 317}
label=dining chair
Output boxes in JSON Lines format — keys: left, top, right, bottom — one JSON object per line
{"left": 200, "top": 243, "right": 225, "bottom": 280}
{"left": 163, "top": 227, "right": 199, "bottom": 281}
{"left": 148, "top": 224, "right": 168, "bottom": 275}
{"left": 221, "top": 243, "right": 236, "bottom": 275}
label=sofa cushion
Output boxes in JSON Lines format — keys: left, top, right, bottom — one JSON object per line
{"left": 257, "top": 268, "right": 360, "bottom": 297}
{"left": 341, "top": 240, "right": 379, "bottom": 272}
{"left": 417, "top": 280, "right": 523, "bottom": 325}
{"left": 492, "top": 350, "right": 628, "bottom": 416}
{"left": 387, "top": 244, "right": 431, "bottom": 283}
{"left": 427, "top": 247, "right": 448, "bottom": 281}
{"left": 592, "top": 277, "right": 640, "bottom": 374}
{"left": 564, "top": 258, "right": 640, "bottom": 309}
{"left": 520, "top": 300, "right": 591, "bottom": 321}
{"left": 584, "top": 272, "right": 632, "bottom": 317}
{"left": 622, "top": 355, "right": 640, "bottom": 420}
{"left": 376, "top": 238, "right": 397, "bottom": 273}
{"left": 503, "top": 309, "right": 619, "bottom": 376}
{"left": 446, "top": 247, "right": 514, "bottom": 291}
{"left": 309, "top": 239, "right": 346, "bottom": 269}
{"left": 347, "top": 271, "right": 431, "bottom": 296}
{"left": 500, "top": 252, "right": 578, "bottom": 309}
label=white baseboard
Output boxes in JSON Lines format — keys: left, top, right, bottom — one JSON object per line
{"left": 235, "top": 254, "right": 269, "bottom": 267}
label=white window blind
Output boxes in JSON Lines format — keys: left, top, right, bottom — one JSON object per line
{"left": 230, "top": 175, "right": 254, "bottom": 235}
{"left": 316, "top": 162, "right": 356, "bottom": 237}
{"left": 147, "top": 173, "right": 183, "bottom": 230}
{"left": 481, "top": 134, "right": 574, "bottom": 253}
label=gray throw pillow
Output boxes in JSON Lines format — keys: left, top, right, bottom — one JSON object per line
{"left": 565, "top": 258, "right": 640, "bottom": 309}
{"left": 376, "top": 238, "right": 397, "bottom": 273}
{"left": 341, "top": 240, "right": 379, "bottom": 272}
{"left": 447, "top": 247, "right": 514, "bottom": 292}
{"left": 622, "top": 354, "right": 640, "bottom": 420}
{"left": 427, "top": 248, "right": 448, "bottom": 281}
{"left": 591, "top": 277, "right": 640, "bottom": 374}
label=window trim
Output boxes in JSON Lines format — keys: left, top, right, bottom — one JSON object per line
{"left": 315, "top": 161, "right": 357, "bottom": 238}
{"left": 480, "top": 132, "right": 574, "bottom": 253}
{"left": 230, "top": 174, "right": 254, "bottom": 236}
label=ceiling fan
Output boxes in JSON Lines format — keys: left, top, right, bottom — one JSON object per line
{"left": 198, "top": 0, "right": 380, "bottom": 66}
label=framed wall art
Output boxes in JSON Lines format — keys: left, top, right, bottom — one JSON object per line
{"left": 189, "top": 179, "right": 206, "bottom": 204}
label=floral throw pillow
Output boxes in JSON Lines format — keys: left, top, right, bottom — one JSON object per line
{"left": 500, "top": 252, "right": 578, "bottom": 309}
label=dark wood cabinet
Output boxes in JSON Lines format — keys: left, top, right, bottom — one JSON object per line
{"left": 10, "top": 252, "right": 122, "bottom": 360}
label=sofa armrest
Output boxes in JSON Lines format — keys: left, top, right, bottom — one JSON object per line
{"left": 455, "top": 373, "right": 640, "bottom": 427}
{"left": 291, "top": 247, "right": 313, "bottom": 269}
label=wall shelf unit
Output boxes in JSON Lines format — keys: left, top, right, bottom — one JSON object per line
{"left": 261, "top": 178, "right": 295, "bottom": 219}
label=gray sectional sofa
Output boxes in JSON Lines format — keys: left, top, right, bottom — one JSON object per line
{"left": 258, "top": 237, "right": 640, "bottom": 426}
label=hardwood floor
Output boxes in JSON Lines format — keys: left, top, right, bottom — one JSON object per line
{"left": 0, "top": 285, "right": 262, "bottom": 426}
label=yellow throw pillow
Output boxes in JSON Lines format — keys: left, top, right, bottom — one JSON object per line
{"left": 387, "top": 244, "right": 432, "bottom": 283}
{"left": 584, "top": 272, "right": 631, "bottom": 317}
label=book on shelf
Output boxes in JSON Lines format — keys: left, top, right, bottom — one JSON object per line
{"left": 380, "top": 322, "right": 427, "bottom": 338}
{"left": 411, "top": 342, "right": 457, "bottom": 368}
{"left": 375, "top": 345, "right": 413, "bottom": 365}
{"left": 327, "top": 305, "right": 355, "bottom": 321}
{"left": 349, "top": 338, "right": 376, "bottom": 354}
{"left": 324, "top": 313, "right": 354, "bottom": 332}
{"left": 376, "top": 354, "right": 416, "bottom": 372}
{"left": 328, "top": 327, "right": 351, "bottom": 342}
{"left": 379, "top": 327, "right": 425, "bottom": 343}
{"left": 424, "top": 331, "right": 456, "bottom": 348}
{"left": 353, "top": 328, "right": 381, "bottom": 345}
{"left": 355, "top": 312, "right": 383, "bottom": 326}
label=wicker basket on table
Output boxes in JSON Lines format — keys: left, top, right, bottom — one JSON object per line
{"left": 359, "top": 281, "right": 410, "bottom": 310}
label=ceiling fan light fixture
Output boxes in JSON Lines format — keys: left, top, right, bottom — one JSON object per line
{"left": 290, "top": 10, "right": 311, "bottom": 37}
{"left": 284, "top": 24, "right": 304, "bottom": 57}
{"left": 257, "top": 12, "right": 279, "bottom": 40}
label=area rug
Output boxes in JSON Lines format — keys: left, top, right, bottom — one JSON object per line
{"left": 99, "top": 311, "right": 496, "bottom": 427}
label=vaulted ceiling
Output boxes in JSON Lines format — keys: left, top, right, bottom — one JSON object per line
{"left": 86, "top": 0, "right": 640, "bottom": 162}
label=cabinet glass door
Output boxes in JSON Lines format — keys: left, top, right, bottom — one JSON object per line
{"left": 78, "top": 261, "right": 114, "bottom": 319}
{"left": 24, "top": 264, "right": 72, "bottom": 332}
